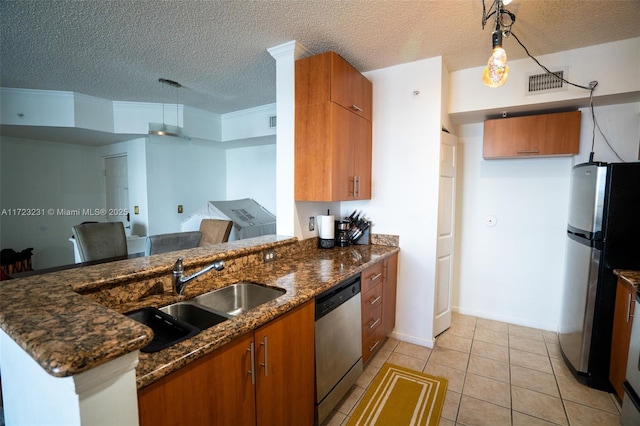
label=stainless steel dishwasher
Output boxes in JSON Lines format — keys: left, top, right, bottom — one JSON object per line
{"left": 315, "top": 274, "right": 362, "bottom": 424}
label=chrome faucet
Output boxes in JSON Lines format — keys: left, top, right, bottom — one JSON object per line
{"left": 172, "top": 257, "right": 225, "bottom": 295}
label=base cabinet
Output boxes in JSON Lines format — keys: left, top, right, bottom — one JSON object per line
{"left": 138, "top": 300, "right": 315, "bottom": 426}
{"left": 610, "top": 277, "right": 636, "bottom": 400}
{"left": 361, "top": 253, "right": 398, "bottom": 364}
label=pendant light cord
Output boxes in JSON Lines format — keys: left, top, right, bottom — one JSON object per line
{"left": 509, "top": 32, "right": 623, "bottom": 162}
{"left": 510, "top": 32, "right": 593, "bottom": 91}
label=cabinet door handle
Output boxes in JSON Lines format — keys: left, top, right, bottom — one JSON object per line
{"left": 351, "top": 104, "right": 363, "bottom": 112}
{"left": 370, "top": 272, "right": 382, "bottom": 282}
{"left": 247, "top": 342, "right": 255, "bottom": 385}
{"left": 369, "top": 317, "right": 381, "bottom": 329}
{"left": 369, "top": 295, "right": 382, "bottom": 305}
{"left": 627, "top": 294, "right": 633, "bottom": 322}
{"left": 260, "top": 336, "right": 268, "bottom": 377}
{"left": 368, "top": 340, "right": 380, "bottom": 352}
{"left": 354, "top": 176, "right": 360, "bottom": 197}
{"left": 349, "top": 178, "right": 355, "bottom": 196}
{"left": 516, "top": 149, "right": 540, "bottom": 154}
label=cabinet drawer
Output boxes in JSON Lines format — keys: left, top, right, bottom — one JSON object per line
{"left": 362, "top": 283, "right": 383, "bottom": 314}
{"left": 361, "top": 262, "right": 384, "bottom": 294}
{"left": 362, "top": 304, "right": 382, "bottom": 341}
{"left": 362, "top": 328, "right": 384, "bottom": 364}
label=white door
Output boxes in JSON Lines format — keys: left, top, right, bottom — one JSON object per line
{"left": 104, "top": 155, "right": 130, "bottom": 233}
{"left": 433, "top": 131, "right": 457, "bottom": 337}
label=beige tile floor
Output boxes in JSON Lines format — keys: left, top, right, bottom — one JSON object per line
{"left": 323, "top": 313, "right": 621, "bottom": 426}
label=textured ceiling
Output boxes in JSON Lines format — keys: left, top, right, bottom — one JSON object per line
{"left": 1, "top": 0, "right": 639, "bottom": 114}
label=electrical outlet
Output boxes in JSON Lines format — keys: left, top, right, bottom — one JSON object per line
{"left": 309, "top": 216, "right": 315, "bottom": 231}
{"left": 263, "top": 249, "right": 276, "bottom": 263}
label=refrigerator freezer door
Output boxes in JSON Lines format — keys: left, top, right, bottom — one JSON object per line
{"left": 559, "top": 235, "right": 601, "bottom": 373}
{"left": 567, "top": 164, "right": 607, "bottom": 237}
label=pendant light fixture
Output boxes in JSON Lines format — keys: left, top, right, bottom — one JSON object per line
{"left": 148, "top": 78, "right": 191, "bottom": 140}
{"left": 481, "top": 0, "right": 516, "bottom": 88}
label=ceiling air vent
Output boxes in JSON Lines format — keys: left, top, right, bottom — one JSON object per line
{"left": 527, "top": 70, "right": 566, "bottom": 94}
{"left": 269, "top": 115, "right": 277, "bottom": 128}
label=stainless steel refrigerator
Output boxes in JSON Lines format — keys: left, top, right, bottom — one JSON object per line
{"left": 559, "top": 161, "right": 640, "bottom": 391}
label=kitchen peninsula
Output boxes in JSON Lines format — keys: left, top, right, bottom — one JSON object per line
{"left": 0, "top": 234, "right": 399, "bottom": 425}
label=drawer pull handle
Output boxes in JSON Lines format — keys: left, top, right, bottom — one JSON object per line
{"left": 370, "top": 272, "right": 382, "bottom": 282}
{"left": 369, "top": 318, "right": 381, "bottom": 329}
{"left": 516, "top": 149, "right": 540, "bottom": 154}
{"left": 260, "top": 336, "right": 268, "bottom": 377}
{"left": 247, "top": 342, "right": 255, "bottom": 385}
{"left": 368, "top": 340, "right": 380, "bottom": 352}
{"left": 369, "top": 295, "right": 382, "bottom": 305}
{"left": 351, "top": 104, "right": 363, "bottom": 112}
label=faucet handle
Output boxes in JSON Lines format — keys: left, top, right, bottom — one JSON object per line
{"left": 173, "top": 258, "right": 184, "bottom": 275}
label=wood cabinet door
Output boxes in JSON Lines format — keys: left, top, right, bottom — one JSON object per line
{"left": 295, "top": 102, "right": 336, "bottom": 201}
{"left": 352, "top": 111, "right": 372, "bottom": 199}
{"left": 332, "top": 103, "right": 358, "bottom": 201}
{"left": 609, "top": 277, "right": 636, "bottom": 400}
{"left": 483, "top": 111, "right": 581, "bottom": 158}
{"left": 255, "top": 301, "right": 315, "bottom": 426}
{"left": 381, "top": 253, "right": 399, "bottom": 337}
{"left": 330, "top": 52, "right": 373, "bottom": 122}
{"left": 138, "top": 333, "right": 256, "bottom": 426}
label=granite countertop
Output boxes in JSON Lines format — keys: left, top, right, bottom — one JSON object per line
{"left": 614, "top": 269, "right": 640, "bottom": 287}
{"left": 0, "top": 235, "right": 399, "bottom": 390}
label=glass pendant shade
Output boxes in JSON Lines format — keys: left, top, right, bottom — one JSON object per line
{"left": 482, "top": 47, "right": 509, "bottom": 87}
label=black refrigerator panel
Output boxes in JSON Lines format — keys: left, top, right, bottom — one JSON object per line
{"left": 601, "top": 163, "right": 640, "bottom": 269}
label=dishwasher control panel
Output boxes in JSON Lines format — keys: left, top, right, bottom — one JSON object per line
{"left": 315, "top": 274, "right": 361, "bottom": 320}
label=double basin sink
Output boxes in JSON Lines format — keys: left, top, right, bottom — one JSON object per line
{"left": 126, "top": 282, "right": 285, "bottom": 352}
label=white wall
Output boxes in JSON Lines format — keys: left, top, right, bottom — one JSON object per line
{"left": 145, "top": 137, "right": 227, "bottom": 235}
{"left": 226, "top": 144, "right": 277, "bottom": 215}
{"left": 449, "top": 37, "right": 640, "bottom": 122}
{"left": 0, "top": 137, "right": 105, "bottom": 268}
{"left": 344, "top": 56, "right": 446, "bottom": 347}
{"left": 97, "top": 138, "right": 149, "bottom": 237}
{"left": 574, "top": 103, "right": 640, "bottom": 165}
{"left": 454, "top": 102, "right": 639, "bottom": 331}
{"left": 454, "top": 124, "right": 573, "bottom": 330}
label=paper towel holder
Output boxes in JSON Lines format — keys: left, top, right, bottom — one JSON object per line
{"left": 317, "top": 212, "right": 335, "bottom": 249}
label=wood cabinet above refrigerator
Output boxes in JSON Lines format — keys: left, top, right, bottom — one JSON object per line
{"left": 295, "top": 51, "right": 373, "bottom": 202}
{"left": 483, "top": 110, "right": 581, "bottom": 159}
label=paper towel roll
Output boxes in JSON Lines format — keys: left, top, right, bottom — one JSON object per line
{"left": 317, "top": 215, "right": 335, "bottom": 239}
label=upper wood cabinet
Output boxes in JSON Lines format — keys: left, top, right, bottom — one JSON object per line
{"left": 483, "top": 111, "right": 581, "bottom": 159}
{"left": 296, "top": 51, "right": 372, "bottom": 121}
{"left": 295, "top": 51, "right": 373, "bottom": 202}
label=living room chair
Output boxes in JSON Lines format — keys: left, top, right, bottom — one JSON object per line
{"left": 198, "top": 219, "right": 233, "bottom": 246}
{"left": 145, "top": 231, "right": 202, "bottom": 256}
{"left": 72, "top": 222, "right": 128, "bottom": 262}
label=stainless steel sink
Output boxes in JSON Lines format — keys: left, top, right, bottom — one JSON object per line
{"left": 160, "top": 302, "right": 229, "bottom": 330}
{"left": 125, "top": 306, "right": 199, "bottom": 353}
{"left": 193, "top": 282, "right": 285, "bottom": 316}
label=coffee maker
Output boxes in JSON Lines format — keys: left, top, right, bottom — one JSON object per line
{"left": 334, "top": 220, "right": 351, "bottom": 247}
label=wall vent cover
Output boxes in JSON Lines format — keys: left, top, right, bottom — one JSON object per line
{"left": 527, "top": 70, "right": 565, "bottom": 93}
{"left": 269, "top": 115, "right": 277, "bottom": 128}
